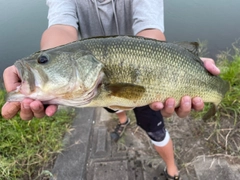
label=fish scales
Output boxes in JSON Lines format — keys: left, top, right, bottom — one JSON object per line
{"left": 70, "top": 36, "right": 228, "bottom": 107}
{"left": 7, "top": 36, "right": 229, "bottom": 118}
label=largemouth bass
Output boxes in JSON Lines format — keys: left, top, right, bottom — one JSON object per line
{"left": 7, "top": 36, "right": 229, "bottom": 119}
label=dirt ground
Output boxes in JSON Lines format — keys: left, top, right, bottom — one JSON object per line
{"left": 166, "top": 113, "right": 240, "bottom": 178}
{"left": 107, "top": 110, "right": 240, "bottom": 179}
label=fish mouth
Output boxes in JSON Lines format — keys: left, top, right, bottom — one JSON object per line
{"left": 9, "top": 59, "right": 105, "bottom": 107}
{"left": 14, "top": 60, "right": 36, "bottom": 95}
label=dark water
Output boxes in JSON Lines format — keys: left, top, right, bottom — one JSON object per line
{"left": 0, "top": 0, "right": 48, "bottom": 78}
{"left": 164, "top": 0, "right": 240, "bottom": 58}
{"left": 0, "top": 0, "right": 240, "bottom": 77}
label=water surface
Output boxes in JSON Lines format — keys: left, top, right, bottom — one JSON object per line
{"left": 0, "top": 0, "right": 239, "bottom": 77}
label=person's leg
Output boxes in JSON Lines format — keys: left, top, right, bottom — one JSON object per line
{"left": 152, "top": 137, "right": 178, "bottom": 176}
{"left": 111, "top": 110, "right": 130, "bottom": 139}
{"left": 103, "top": 108, "right": 128, "bottom": 124}
{"left": 116, "top": 110, "right": 128, "bottom": 124}
{"left": 133, "top": 106, "right": 179, "bottom": 178}
{"left": 103, "top": 108, "right": 130, "bottom": 141}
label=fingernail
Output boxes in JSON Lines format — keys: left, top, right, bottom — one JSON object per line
{"left": 152, "top": 103, "right": 163, "bottom": 110}
{"left": 167, "top": 99, "right": 175, "bottom": 107}
{"left": 194, "top": 98, "right": 202, "bottom": 106}
{"left": 23, "top": 103, "right": 30, "bottom": 109}
{"left": 183, "top": 97, "right": 191, "bottom": 106}
{"left": 157, "top": 103, "right": 164, "bottom": 109}
{"left": 32, "top": 104, "right": 42, "bottom": 111}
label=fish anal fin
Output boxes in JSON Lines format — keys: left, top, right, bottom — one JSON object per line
{"left": 202, "top": 103, "right": 217, "bottom": 121}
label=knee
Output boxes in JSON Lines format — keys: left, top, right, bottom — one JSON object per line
{"left": 147, "top": 128, "right": 167, "bottom": 141}
{"left": 147, "top": 128, "right": 170, "bottom": 147}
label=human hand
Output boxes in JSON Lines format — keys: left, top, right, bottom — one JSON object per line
{"left": 149, "top": 57, "right": 220, "bottom": 118}
{"left": 1, "top": 65, "right": 58, "bottom": 120}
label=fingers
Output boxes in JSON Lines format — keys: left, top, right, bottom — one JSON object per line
{"left": 175, "top": 96, "right": 191, "bottom": 118}
{"left": 29, "top": 100, "right": 46, "bottom": 119}
{"left": 20, "top": 99, "right": 58, "bottom": 120}
{"left": 2, "top": 98, "right": 58, "bottom": 120}
{"left": 3, "top": 65, "right": 21, "bottom": 92}
{"left": 20, "top": 99, "right": 34, "bottom": 120}
{"left": 150, "top": 96, "right": 205, "bottom": 119}
{"left": 174, "top": 96, "right": 205, "bottom": 118}
{"left": 45, "top": 105, "right": 58, "bottom": 116}
{"left": 1, "top": 102, "right": 21, "bottom": 119}
{"left": 192, "top": 97, "right": 204, "bottom": 111}
{"left": 149, "top": 102, "right": 164, "bottom": 111}
{"left": 150, "top": 97, "right": 191, "bottom": 118}
{"left": 201, "top": 57, "right": 220, "bottom": 75}
{"left": 160, "top": 98, "right": 175, "bottom": 117}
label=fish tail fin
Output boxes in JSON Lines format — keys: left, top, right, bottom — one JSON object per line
{"left": 202, "top": 103, "right": 217, "bottom": 121}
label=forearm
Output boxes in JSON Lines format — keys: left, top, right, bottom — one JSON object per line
{"left": 40, "top": 25, "right": 78, "bottom": 50}
{"left": 136, "top": 29, "right": 166, "bottom": 41}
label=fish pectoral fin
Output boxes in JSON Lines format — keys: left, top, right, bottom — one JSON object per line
{"left": 202, "top": 103, "right": 217, "bottom": 121}
{"left": 108, "top": 106, "right": 134, "bottom": 111}
{"left": 106, "top": 83, "right": 145, "bottom": 100}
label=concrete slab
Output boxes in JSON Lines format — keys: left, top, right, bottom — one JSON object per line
{"left": 193, "top": 156, "right": 240, "bottom": 180}
{"left": 51, "top": 108, "right": 95, "bottom": 180}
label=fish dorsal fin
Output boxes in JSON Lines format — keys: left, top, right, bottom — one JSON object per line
{"left": 105, "top": 83, "right": 145, "bottom": 100}
{"left": 174, "top": 42, "right": 199, "bottom": 56}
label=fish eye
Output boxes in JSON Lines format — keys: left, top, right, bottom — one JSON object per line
{"left": 37, "top": 55, "right": 48, "bottom": 64}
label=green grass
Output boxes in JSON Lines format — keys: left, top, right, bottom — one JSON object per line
{"left": 0, "top": 90, "right": 74, "bottom": 180}
{"left": 195, "top": 40, "right": 240, "bottom": 123}
{"left": 217, "top": 59, "right": 240, "bottom": 123}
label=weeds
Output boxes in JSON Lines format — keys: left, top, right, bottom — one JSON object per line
{"left": 217, "top": 41, "right": 240, "bottom": 124}
{"left": 194, "top": 40, "right": 240, "bottom": 124}
{"left": 0, "top": 90, "right": 74, "bottom": 180}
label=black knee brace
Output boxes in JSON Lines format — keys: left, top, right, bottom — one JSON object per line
{"left": 147, "top": 128, "right": 167, "bottom": 142}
